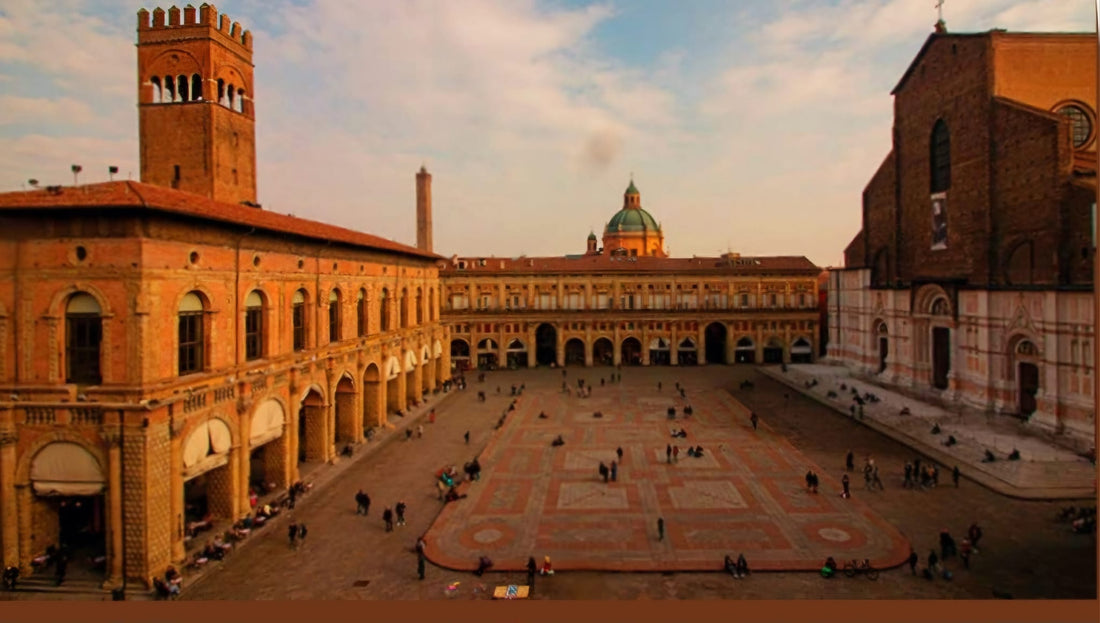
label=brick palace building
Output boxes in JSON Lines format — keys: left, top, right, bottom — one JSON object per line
{"left": 441, "top": 180, "right": 822, "bottom": 371}
{"left": 0, "top": 5, "right": 448, "bottom": 587}
{"left": 827, "top": 24, "right": 1097, "bottom": 450}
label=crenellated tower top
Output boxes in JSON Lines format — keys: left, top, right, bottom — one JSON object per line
{"left": 137, "top": 4, "right": 252, "bottom": 51}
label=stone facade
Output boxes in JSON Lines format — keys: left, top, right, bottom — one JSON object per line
{"left": 0, "top": 5, "right": 447, "bottom": 589}
{"left": 828, "top": 28, "right": 1096, "bottom": 450}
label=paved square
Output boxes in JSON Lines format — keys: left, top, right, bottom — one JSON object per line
{"left": 423, "top": 378, "right": 911, "bottom": 572}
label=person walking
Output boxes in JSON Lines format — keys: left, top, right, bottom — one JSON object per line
{"left": 750, "top": 412, "right": 759, "bottom": 431}
{"left": 298, "top": 523, "right": 308, "bottom": 545}
{"left": 666, "top": 444, "right": 672, "bottom": 464}
{"left": 405, "top": 428, "right": 413, "bottom": 441}
{"left": 417, "top": 551, "right": 427, "bottom": 580}
{"left": 610, "top": 460, "right": 618, "bottom": 482}
{"left": 526, "top": 556, "right": 538, "bottom": 590}
{"left": 928, "top": 550, "right": 940, "bottom": 574}
{"left": 616, "top": 447, "right": 624, "bottom": 461}
{"left": 288, "top": 522, "right": 298, "bottom": 549}
{"left": 356, "top": 490, "right": 371, "bottom": 515}
{"left": 841, "top": 474, "right": 851, "bottom": 498}
{"left": 417, "top": 424, "right": 424, "bottom": 439}
{"left": 396, "top": 501, "right": 407, "bottom": 526}
{"left": 845, "top": 450, "right": 854, "bottom": 472}
{"left": 907, "top": 549, "right": 919, "bottom": 575}
{"left": 952, "top": 465, "right": 960, "bottom": 488}
{"left": 672, "top": 446, "right": 680, "bottom": 462}
{"left": 657, "top": 382, "right": 662, "bottom": 391}
{"left": 429, "top": 409, "right": 436, "bottom": 424}
{"left": 657, "top": 517, "right": 665, "bottom": 541}
{"left": 54, "top": 553, "right": 68, "bottom": 586}
{"left": 383, "top": 507, "right": 394, "bottom": 532}
{"left": 464, "top": 430, "right": 470, "bottom": 444}
{"left": 967, "top": 523, "right": 983, "bottom": 552}
{"left": 872, "top": 465, "right": 885, "bottom": 490}
{"left": 903, "top": 463, "right": 913, "bottom": 488}
{"left": 959, "top": 538, "right": 972, "bottom": 569}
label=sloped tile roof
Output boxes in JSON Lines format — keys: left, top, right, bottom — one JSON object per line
{"left": 0, "top": 181, "right": 439, "bottom": 260}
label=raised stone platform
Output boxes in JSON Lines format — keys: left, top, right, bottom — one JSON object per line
{"left": 423, "top": 377, "right": 911, "bottom": 572}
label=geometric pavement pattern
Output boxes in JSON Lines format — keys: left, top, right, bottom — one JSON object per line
{"left": 423, "top": 377, "right": 912, "bottom": 572}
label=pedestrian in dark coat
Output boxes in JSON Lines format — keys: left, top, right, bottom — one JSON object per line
{"left": 952, "top": 465, "right": 960, "bottom": 488}
{"left": 907, "top": 549, "right": 919, "bottom": 575}
{"left": 616, "top": 447, "right": 624, "bottom": 461}
{"left": 845, "top": 450, "right": 854, "bottom": 472}
{"left": 298, "top": 524, "right": 308, "bottom": 543}
{"left": 526, "top": 556, "right": 538, "bottom": 589}
{"left": 417, "top": 552, "right": 426, "bottom": 580}
{"left": 396, "top": 501, "right": 407, "bottom": 526}
{"left": 657, "top": 517, "right": 665, "bottom": 541}
{"left": 666, "top": 444, "right": 672, "bottom": 464}
{"left": 598, "top": 462, "right": 609, "bottom": 483}
{"left": 610, "top": 461, "right": 618, "bottom": 482}
{"left": 383, "top": 507, "right": 394, "bottom": 532}
{"left": 750, "top": 412, "right": 759, "bottom": 430}
{"left": 841, "top": 474, "right": 851, "bottom": 498}
{"left": 288, "top": 523, "right": 298, "bottom": 548}
{"left": 464, "top": 431, "right": 470, "bottom": 444}
{"left": 54, "top": 554, "right": 67, "bottom": 586}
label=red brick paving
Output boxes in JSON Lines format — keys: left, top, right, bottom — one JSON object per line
{"left": 422, "top": 379, "right": 911, "bottom": 572}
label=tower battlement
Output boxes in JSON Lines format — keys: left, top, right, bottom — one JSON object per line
{"left": 137, "top": 4, "right": 252, "bottom": 51}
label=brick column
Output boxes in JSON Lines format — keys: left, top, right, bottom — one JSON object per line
{"left": 613, "top": 325, "right": 622, "bottom": 366}
{"left": 670, "top": 325, "right": 679, "bottom": 366}
{"left": 1, "top": 430, "right": 20, "bottom": 568}
{"left": 697, "top": 325, "right": 706, "bottom": 365}
{"left": 236, "top": 410, "right": 253, "bottom": 517}
{"left": 16, "top": 485, "right": 32, "bottom": 574}
{"left": 726, "top": 322, "right": 736, "bottom": 364}
{"left": 556, "top": 327, "right": 565, "bottom": 367}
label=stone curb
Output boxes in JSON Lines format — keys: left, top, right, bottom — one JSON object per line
{"left": 756, "top": 368, "right": 1095, "bottom": 501}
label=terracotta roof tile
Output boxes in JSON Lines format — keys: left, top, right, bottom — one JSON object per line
{"left": 0, "top": 181, "right": 439, "bottom": 261}
{"left": 441, "top": 254, "right": 819, "bottom": 276}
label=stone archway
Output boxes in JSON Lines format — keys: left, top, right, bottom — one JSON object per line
{"left": 564, "top": 338, "right": 586, "bottom": 366}
{"left": 677, "top": 337, "right": 697, "bottom": 366}
{"left": 734, "top": 336, "right": 755, "bottom": 363}
{"left": 535, "top": 323, "right": 557, "bottom": 366}
{"left": 249, "top": 399, "right": 288, "bottom": 493}
{"left": 648, "top": 337, "right": 671, "bottom": 366}
{"left": 334, "top": 376, "right": 356, "bottom": 444}
{"left": 762, "top": 337, "right": 783, "bottom": 364}
{"left": 506, "top": 338, "right": 528, "bottom": 369}
{"left": 363, "top": 363, "right": 383, "bottom": 430}
{"left": 593, "top": 337, "right": 614, "bottom": 366}
{"left": 621, "top": 337, "right": 642, "bottom": 366}
{"left": 1010, "top": 338, "right": 1042, "bottom": 418}
{"left": 384, "top": 356, "right": 402, "bottom": 414}
{"left": 450, "top": 339, "right": 470, "bottom": 373}
{"left": 704, "top": 322, "right": 728, "bottom": 364}
{"left": 404, "top": 349, "right": 420, "bottom": 404}
{"left": 874, "top": 320, "right": 888, "bottom": 374}
{"left": 476, "top": 339, "right": 499, "bottom": 370}
{"left": 790, "top": 337, "right": 813, "bottom": 364}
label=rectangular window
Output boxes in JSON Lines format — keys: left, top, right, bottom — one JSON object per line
{"left": 66, "top": 315, "right": 102, "bottom": 384}
{"left": 770, "top": 294, "right": 778, "bottom": 307}
{"left": 293, "top": 303, "right": 306, "bottom": 351}
{"left": 245, "top": 307, "right": 263, "bottom": 360}
{"left": 740, "top": 294, "right": 749, "bottom": 307}
{"left": 178, "top": 311, "right": 204, "bottom": 374}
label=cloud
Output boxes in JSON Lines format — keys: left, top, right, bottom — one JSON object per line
{"left": 0, "top": 0, "right": 1094, "bottom": 267}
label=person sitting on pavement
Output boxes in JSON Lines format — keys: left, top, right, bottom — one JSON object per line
{"left": 982, "top": 450, "right": 996, "bottom": 463}
{"left": 734, "top": 553, "right": 750, "bottom": 578}
{"left": 551, "top": 435, "right": 565, "bottom": 447}
{"left": 821, "top": 556, "right": 837, "bottom": 578}
{"left": 538, "top": 411, "right": 549, "bottom": 419}
{"left": 475, "top": 555, "right": 494, "bottom": 576}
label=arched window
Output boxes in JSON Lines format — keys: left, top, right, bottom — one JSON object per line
{"left": 235, "top": 88, "right": 245, "bottom": 112}
{"left": 165, "top": 75, "right": 176, "bottom": 103}
{"left": 176, "top": 74, "right": 189, "bottom": 102}
{"left": 217, "top": 79, "right": 226, "bottom": 106}
{"left": 1056, "top": 104, "right": 1093, "bottom": 148}
{"left": 151, "top": 76, "right": 162, "bottom": 103}
{"left": 292, "top": 289, "right": 307, "bottom": 351}
{"left": 191, "top": 74, "right": 202, "bottom": 101}
{"left": 245, "top": 290, "right": 264, "bottom": 361}
{"left": 429, "top": 287, "right": 436, "bottom": 321}
{"left": 930, "top": 119, "right": 951, "bottom": 193}
{"left": 328, "top": 289, "right": 341, "bottom": 343}
{"left": 178, "top": 292, "right": 205, "bottom": 375}
{"left": 227, "top": 83, "right": 235, "bottom": 109}
{"left": 65, "top": 293, "right": 103, "bottom": 385}
{"left": 400, "top": 288, "right": 409, "bottom": 329}
{"left": 380, "top": 288, "right": 390, "bottom": 332}
{"left": 415, "top": 287, "right": 423, "bottom": 325}
{"left": 357, "top": 289, "right": 367, "bottom": 337}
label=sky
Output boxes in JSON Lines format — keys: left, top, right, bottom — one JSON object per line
{"left": 0, "top": 1, "right": 1094, "bottom": 267}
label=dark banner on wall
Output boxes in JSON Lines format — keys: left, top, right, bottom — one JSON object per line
{"left": 931, "top": 192, "right": 947, "bottom": 250}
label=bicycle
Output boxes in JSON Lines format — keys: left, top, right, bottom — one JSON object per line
{"left": 843, "top": 559, "right": 879, "bottom": 580}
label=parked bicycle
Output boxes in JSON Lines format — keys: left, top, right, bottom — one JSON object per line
{"left": 843, "top": 559, "right": 879, "bottom": 580}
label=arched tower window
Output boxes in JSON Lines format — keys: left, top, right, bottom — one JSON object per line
{"left": 930, "top": 119, "right": 951, "bottom": 193}
{"left": 227, "top": 84, "right": 235, "bottom": 110}
{"left": 400, "top": 288, "right": 409, "bottom": 329}
{"left": 328, "top": 289, "right": 342, "bottom": 343}
{"left": 178, "top": 291, "right": 205, "bottom": 375}
{"left": 165, "top": 75, "right": 176, "bottom": 103}
{"left": 292, "top": 289, "right": 308, "bottom": 352}
{"left": 217, "top": 79, "right": 226, "bottom": 106}
{"left": 235, "top": 88, "right": 245, "bottom": 112}
{"left": 176, "top": 74, "right": 189, "bottom": 102}
{"left": 191, "top": 74, "right": 203, "bottom": 101}
{"left": 244, "top": 290, "right": 264, "bottom": 360}
{"left": 65, "top": 293, "right": 103, "bottom": 385}
{"left": 151, "top": 76, "right": 162, "bottom": 103}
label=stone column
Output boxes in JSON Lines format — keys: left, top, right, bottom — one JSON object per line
{"left": 755, "top": 324, "right": 764, "bottom": 363}
{"left": 527, "top": 327, "right": 537, "bottom": 369}
{"left": 1, "top": 430, "right": 20, "bottom": 568}
{"left": 726, "top": 322, "right": 737, "bottom": 364}
{"left": 697, "top": 325, "right": 707, "bottom": 365}
{"left": 236, "top": 406, "right": 253, "bottom": 516}
{"left": 585, "top": 324, "right": 594, "bottom": 367}
{"left": 783, "top": 323, "right": 792, "bottom": 363}
{"left": 16, "top": 485, "right": 32, "bottom": 574}
{"left": 613, "top": 325, "right": 622, "bottom": 366}
{"left": 556, "top": 327, "right": 565, "bottom": 368}
{"left": 103, "top": 431, "right": 123, "bottom": 587}
{"left": 670, "top": 324, "right": 679, "bottom": 366}
{"left": 641, "top": 327, "right": 650, "bottom": 366}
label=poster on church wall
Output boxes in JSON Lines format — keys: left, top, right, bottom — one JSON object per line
{"left": 930, "top": 192, "right": 947, "bottom": 250}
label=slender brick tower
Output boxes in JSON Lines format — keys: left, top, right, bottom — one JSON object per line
{"left": 136, "top": 4, "right": 258, "bottom": 206}
{"left": 416, "top": 166, "right": 433, "bottom": 253}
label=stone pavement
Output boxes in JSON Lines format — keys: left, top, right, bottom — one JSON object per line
{"left": 759, "top": 364, "right": 1097, "bottom": 500}
{"left": 423, "top": 376, "right": 910, "bottom": 572}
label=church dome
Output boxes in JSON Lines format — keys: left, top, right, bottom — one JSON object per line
{"left": 606, "top": 207, "right": 660, "bottom": 232}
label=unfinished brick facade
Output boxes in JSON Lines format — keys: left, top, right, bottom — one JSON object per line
{"left": 830, "top": 29, "right": 1096, "bottom": 450}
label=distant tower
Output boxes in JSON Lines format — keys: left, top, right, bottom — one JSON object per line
{"left": 416, "top": 166, "right": 433, "bottom": 253}
{"left": 136, "top": 4, "right": 257, "bottom": 205}
{"left": 586, "top": 231, "right": 598, "bottom": 254}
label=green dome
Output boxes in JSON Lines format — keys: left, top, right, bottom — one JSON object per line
{"left": 606, "top": 207, "right": 660, "bottom": 233}
{"left": 587, "top": 231, "right": 597, "bottom": 240}
{"left": 625, "top": 180, "right": 639, "bottom": 195}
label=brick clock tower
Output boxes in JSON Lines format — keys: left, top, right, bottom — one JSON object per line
{"left": 136, "top": 4, "right": 257, "bottom": 205}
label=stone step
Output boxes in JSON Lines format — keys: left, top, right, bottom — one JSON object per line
{"left": 11, "top": 575, "right": 109, "bottom": 596}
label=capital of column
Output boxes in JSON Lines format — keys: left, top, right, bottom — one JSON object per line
{"left": 100, "top": 430, "right": 122, "bottom": 448}
{"left": 0, "top": 429, "right": 17, "bottom": 446}
{"left": 169, "top": 416, "right": 186, "bottom": 440}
